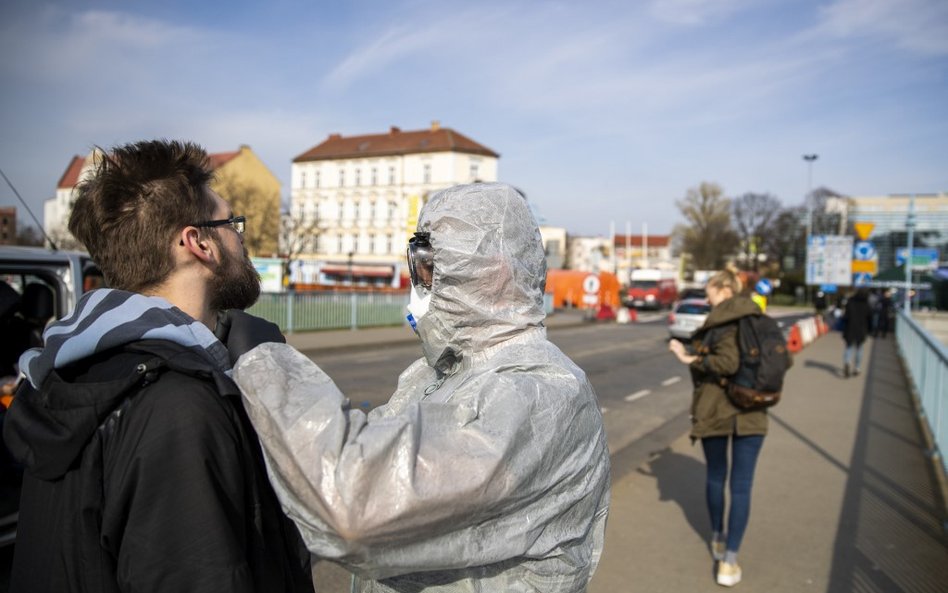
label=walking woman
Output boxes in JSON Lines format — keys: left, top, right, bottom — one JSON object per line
{"left": 842, "top": 288, "right": 873, "bottom": 376}
{"left": 668, "top": 269, "right": 766, "bottom": 587}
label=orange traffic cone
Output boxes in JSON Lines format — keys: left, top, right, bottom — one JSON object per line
{"left": 787, "top": 323, "right": 803, "bottom": 353}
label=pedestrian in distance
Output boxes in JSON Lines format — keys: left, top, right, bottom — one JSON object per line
{"left": 668, "top": 268, "right": 767, "bottom": 587}
{"left": 228, "top": 182, "right": 612, "bottom": 592}
{"left": 2, "top": 140, "right": 314, "bottom": 593}
{"left": 874, "top": 289, "right": 894, "bottom": 339}
{"left": 842, "top": 287, "right": 873, "bottom": 377}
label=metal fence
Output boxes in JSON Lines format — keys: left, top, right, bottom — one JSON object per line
{"left": 896, "top": 310, "right": 948, "bottom": 474}
{"left": 248, "top": 291, "right": 409, "bottom": 332}
{"left": 247, "top": 291, "right": 557, "bottom": 333}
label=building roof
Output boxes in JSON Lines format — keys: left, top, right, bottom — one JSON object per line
{"left": 57, "top": 156, "right": 86, "bottom": 189}
{"left": 613, "top": 235, "right": 671, "bottom": 248}
{"left": 293, "top": 123, "right": 500, "bottom": 163}
{"left": 208, "top": 150, "right": 240, "bottom": 169}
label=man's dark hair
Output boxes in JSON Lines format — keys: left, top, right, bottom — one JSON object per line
{"left": 69, "top": 140, "right": 217, "bottom": 292}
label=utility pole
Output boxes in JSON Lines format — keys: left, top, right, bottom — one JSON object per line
{"left": 803, "top": 154, "right": 818, "bottom": 304}
{"left": 904, "top": 194, "right": 916, "bottom": 315}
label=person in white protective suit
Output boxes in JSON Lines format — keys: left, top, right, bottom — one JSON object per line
{"left": 232, "top": 182, "right": 611, "bottom": 592}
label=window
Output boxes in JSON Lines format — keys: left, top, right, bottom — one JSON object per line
{"left": 300, "top": 171, "right": 307, "bottom": 188}
{"left": 371, "top": 168, "right": 377, "bottom": 186}
{"left": 386, "top": 234, "right": 394, "bottom": 255}
{"left": 423, "top": 164, "right": 431, "bottom": 184}
{"left": 354, "top": 200, "right": 361, "bottom": 220}
{"left": 339, "top": 169, "right": 345, "bottom": 187}
{"left": 336, "top": 234, "right": 344, "bottom": 254}
{"left": 388, "top": 166, "right": 396, "bottom": 185}
{"left": 389, "top": 201, "right": 399, "bottom": 221}
{"left": 370, "top": 200, "right": 376, "bottom": 221}
{"left": 355, "top": 169, "right": 361, "bottom": 186}
{"left": 314, "top": 170, "right": 320, "bottom": 188}
{"left": 470, "top": 163, "right": 479, "bottom": 180}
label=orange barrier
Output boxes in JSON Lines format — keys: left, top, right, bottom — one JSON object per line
{"left": 787, "top": 324, "right": 803, "bottom": 353}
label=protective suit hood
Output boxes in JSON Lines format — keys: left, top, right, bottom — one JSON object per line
{"left": 414, "top": 183, "right": 546, "bottom": 372}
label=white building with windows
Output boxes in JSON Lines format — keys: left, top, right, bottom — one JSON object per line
{"left": 288, "top": 121, "right": 499, "bottom": 287}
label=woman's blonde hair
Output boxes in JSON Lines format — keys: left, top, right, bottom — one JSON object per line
{"left": 706, "top": 266, "right": 743, "bottom": 295}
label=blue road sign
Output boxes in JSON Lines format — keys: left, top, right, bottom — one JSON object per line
{"left": 853, "top": 272, "right": 872, "bottom": 286}
{"left": 755, "top": 278, "right": 773, "bottom": 295}
{"left": 853, "top": 241, "right": 876, "bottom": 261}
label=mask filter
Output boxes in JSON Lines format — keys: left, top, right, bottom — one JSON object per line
{"left": 406, "top": 285, "right": 431, "bottom": 334}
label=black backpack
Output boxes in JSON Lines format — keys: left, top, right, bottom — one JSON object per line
{"left": 723, "top": 314, "right": 793, "bottom": 410}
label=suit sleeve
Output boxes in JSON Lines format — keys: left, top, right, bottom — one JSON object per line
{"left": 101, "top": 375, "right": 255, "bottom": 593}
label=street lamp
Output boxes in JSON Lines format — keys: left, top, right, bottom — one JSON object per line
{"left": 803, "top": 154, "right": 818, "bottom": 239}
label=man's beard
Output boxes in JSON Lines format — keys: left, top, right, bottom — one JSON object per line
{"left": 209, "top": 241, "right": 261, "bottom": 311}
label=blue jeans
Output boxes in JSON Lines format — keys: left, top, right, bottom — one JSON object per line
{"left": 701, "top": 434, "right": 765, "bottom": 553}
{"left": 843, "top": 341, "right": 864, "bottom": 370}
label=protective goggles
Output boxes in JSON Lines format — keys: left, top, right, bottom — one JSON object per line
{"left": 407, "top": 232, "right": 434, "bottom": 289}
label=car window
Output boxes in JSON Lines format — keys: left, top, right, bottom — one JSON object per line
{"left": 630, "top": 280, "right": 657, "bottom": 289}
{"left": 676, "top": 303, "right": 710, "bottom": 315}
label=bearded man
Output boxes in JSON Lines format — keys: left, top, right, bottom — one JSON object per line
{"left": 3, "top": 140, "right": 313, "bottom": 593}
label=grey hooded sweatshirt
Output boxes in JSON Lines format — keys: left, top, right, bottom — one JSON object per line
{"left": 234, "top": 182, "right": 611, "bottom": 592}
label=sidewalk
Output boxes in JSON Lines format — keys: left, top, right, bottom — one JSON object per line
{"left": 590, "top": 332, "right": 948, "bottom": 592}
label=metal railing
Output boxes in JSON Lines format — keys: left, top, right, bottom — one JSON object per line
{"left": 896, "top": 310, "right": 948, "bottom": 474}
{"left": 248, "top": 291, "right": 409, "bottom": 333}
{"left": 247, "top": 291, "right": 557, "bottom": 333}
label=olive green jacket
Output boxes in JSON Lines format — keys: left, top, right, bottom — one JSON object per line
{"left": 687, "top": 295, "right": 768, "bottom": 439}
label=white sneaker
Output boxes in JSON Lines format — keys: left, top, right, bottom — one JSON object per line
{"left": 716, "top": 561, "right": 742, "bottom": 587}
{"left": 711, "top": 540, "right": 725, "bottom": 561}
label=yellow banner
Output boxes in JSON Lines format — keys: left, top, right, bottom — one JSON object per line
{"left": 406, "top": 195, "right": 420, "bottom": 238}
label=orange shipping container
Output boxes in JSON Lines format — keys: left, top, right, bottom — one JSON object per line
{"left": 545, "top": 269, "right": 621, "bottom": 310}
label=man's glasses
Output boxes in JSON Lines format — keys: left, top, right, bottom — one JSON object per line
{"left": 191, "top": 216, "right": 246, "bottom": 235}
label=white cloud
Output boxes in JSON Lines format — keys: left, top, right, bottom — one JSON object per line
{"left": 817, "top": 0, "right": 948, "bottom": 55}
{"left": 648, "top": 0, "right": 755, "bottom": 25}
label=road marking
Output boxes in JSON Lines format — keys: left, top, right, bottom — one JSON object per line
{"left": 661, "top": 376, "right": 682, "bottom": 386}
{"left": 624, "top": 389, "right": 651, "bottom": 402}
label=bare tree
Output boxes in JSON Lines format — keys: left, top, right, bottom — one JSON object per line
{"left": 214, "top": 176, "right": 280, "bottom": 257}
{"left": 279, "top": 208, "right": 320, "bottom": 288}
{"left": 673, "top": 182, "right": 739, "bottom": 270}
{"left": 732, "top": 192, "right": 782, "bottom": 271}
{"left": 15, "top": 223, "right": 45, "bottom": 247}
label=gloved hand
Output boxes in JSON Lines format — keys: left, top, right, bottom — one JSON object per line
{"left": 215, "top": 310, "right": 286, "bottom": 366}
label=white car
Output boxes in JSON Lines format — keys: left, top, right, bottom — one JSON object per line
{"left": 667, "top": 298, "right": 710, "bottom": 340}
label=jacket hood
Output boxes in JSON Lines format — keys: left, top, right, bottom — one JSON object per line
{"left": 413, "top": 183, "right": 547, "bottom": 371}
{"left": 702, "top": 294, "right": 762, "bottom": 329}
{"left": 5, "top": 288, "right": 233, "bottom": 480}
{"left": 19, "top": 288, "right": 230, "bottom": 389}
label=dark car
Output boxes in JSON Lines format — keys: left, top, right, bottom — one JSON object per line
{"left": 0, "top": 246, "right": 103, "bottom": 547}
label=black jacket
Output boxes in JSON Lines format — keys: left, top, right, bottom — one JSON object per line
{"left": 4, "top": 340, "right": 314, "bottom": 593}
{"left": 843, "top": 292, "right": 873, "bottom": 345}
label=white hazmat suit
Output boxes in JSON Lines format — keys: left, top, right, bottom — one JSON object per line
{"left": 234, "top": 182, "right": 611, "bottom": 592}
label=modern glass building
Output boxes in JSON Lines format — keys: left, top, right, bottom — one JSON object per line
{"left": 848, "top": 193, "right": 948, "bottom": 272}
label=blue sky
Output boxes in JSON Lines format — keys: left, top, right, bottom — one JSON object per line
{"left": 1, "top": 0, "right": 946, "bottom": 236}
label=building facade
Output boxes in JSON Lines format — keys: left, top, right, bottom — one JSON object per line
{"left": 0, "top": 207, "right": 16, "bottom": 245}
{"left": 208, "top": 145, "right": 281, "bottom": 257}
{"left": 848, "top": 193, "right": 948, "bottom": 271}
{"left": 287, "top": 122, "right": 499, "bottom": 287}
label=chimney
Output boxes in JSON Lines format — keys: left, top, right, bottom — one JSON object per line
{"left": 328, "top": 133, "right": 341, "bottom": 140}
{"left": 430, "top": 120, "right": 441, "bottom": 131}
{"left": 390, "top": 126, "right": 401, "bottom": 134}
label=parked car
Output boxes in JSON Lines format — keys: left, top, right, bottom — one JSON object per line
{"left": 625, "top": 278, "right": 679, "bottom": 310}
{"left": 0, "top": 246, "right": 103, "bottom": 547}
{"left": 667, "top": 298, "right": 711, "bottom": 341}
